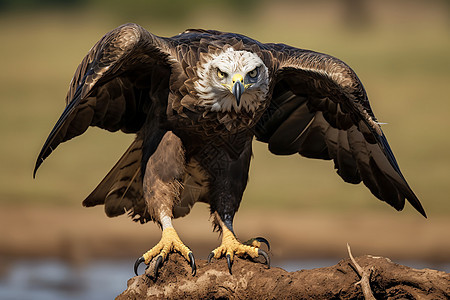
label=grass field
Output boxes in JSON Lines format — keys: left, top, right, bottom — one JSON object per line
{"left": 0, "top": 0, "right": 449, "bottom": 219}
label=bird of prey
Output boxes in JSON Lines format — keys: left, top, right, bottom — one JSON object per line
{"left": 34, "top": 23, "right": 426, "bottom": 276}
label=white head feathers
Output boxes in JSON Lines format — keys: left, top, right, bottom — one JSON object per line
{"left": 194, "top": 48, "right": 269, "bottom": 113}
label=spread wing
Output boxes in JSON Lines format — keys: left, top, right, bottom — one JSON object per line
{"left": 33, "top": 23, "right": 173, "bottom": 177}
{"left": 256, "top": 43, "right": 426, "bottom": 217}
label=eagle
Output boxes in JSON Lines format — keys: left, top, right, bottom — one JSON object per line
{"left": 34, "top": 23, "right": 426, "bottom": 276}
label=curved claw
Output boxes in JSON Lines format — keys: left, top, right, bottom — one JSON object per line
{"left": 154, "top": 255, "right": 163, "bottom": 277}
{"left": 134, "top": 256, "right": 146, "bottom": 276}
{"left": 207, "top": 252, "right": 214, "bottom": 264}
{"left": 258, "top": 249, "right": 270, "bottom": 268}
{"left": 255, "top": 237, "right": 271, "bottom": 251}
{"left": 226, "top": 254, "right": 233, "bottom": 275}
{"left": 188, "top": 252, "right": 196, "bottom": 276}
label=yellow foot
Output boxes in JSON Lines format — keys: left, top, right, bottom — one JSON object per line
{"left": 134, "top": 227, "right": 196, "bottom": 276}
{"left": 207, "top": 225, "right": 270, "bottom": 274}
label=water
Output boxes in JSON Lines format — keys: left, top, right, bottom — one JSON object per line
{"left": 0, "top": 259, "right": 135, "bottom": 300}
{"left": 0, "top": 259, "right": 448, "bottom": 300}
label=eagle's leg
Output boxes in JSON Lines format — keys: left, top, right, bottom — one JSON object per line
{"left": 208, "top": 212, "right": 270, "bottom": 274}
{"left": 134, "top": 131, "right": 196, "bottom": 276}
{"left": 134, "top": 213, "right": 195, "bottom": 276}
{"left": 203, "top": 134, "right": 269, "bottom": 274}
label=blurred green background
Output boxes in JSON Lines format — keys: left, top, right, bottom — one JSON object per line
{"left": 1, "top": 0, "right": 449, "bottom": 215}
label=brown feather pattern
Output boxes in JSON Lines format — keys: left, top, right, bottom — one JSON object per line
{"left": 255, "top": 44, "right": 425, "bottom": 216}
{"left": 34, "top": 24, "right": 426, "bottom": 226}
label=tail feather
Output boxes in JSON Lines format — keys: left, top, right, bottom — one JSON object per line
{"left": 83, "top": 137, "right": 150, "bottom": 223}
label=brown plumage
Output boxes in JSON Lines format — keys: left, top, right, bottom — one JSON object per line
{"left": 34, "top": 23, "right": 425, "bottom": 274}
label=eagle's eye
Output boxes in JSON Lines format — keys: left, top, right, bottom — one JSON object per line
{"left": 248, "top": 68, "right": 258, "bottom": 78}
{"left": 217, "top": 69, "right": 227, "bottom": 79}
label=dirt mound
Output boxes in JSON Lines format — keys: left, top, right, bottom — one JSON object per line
{"left": 117, "top": 254, "right": 450, "bottom": 299}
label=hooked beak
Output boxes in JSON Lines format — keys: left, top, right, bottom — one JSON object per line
{"left": 231, "top": 74, "right": 245, "bottom": 105}
{"left": 232, "top": 81, "right": 245, "bottom": 105}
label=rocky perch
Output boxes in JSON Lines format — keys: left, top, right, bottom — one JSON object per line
{"left": 117, "top": 249, "right": 449, "bottom": 299}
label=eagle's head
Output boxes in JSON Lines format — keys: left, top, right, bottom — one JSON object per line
{"left": 194, "top": 48, "right": 269, "bottom": 114}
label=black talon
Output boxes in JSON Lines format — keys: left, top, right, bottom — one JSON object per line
{"left": 188, "top": 252, "right": 196, "bottom": 276}
{"left": 258, "top": 249, "right": 270, "bottom": 268}
{"left": 226, "top": 254, "right": 233, "bottom": 274}
{"left": 134, "top": 256, "right": 146, "bottom": 276}
{"left": 207, "top": 252, "right": 214, "bottom": 264}
{"left": 255, "top": 237, "right": 271, "bottom": 251}
{"left": 154, "top": 255, "right": 163, "bottom": 277}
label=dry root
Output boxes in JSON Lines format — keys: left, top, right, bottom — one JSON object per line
{"left": 347, "top": 243, "right": 376, "bottom": 300}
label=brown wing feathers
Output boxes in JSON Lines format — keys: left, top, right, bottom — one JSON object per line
{"left": 257, "top": 46, "right": 426, "bottom": 216}
{"left": 33, "top": 24, "right": 176, "bottom": 223}
{"left": 33, "top": 24, "right": 171, "bottom": 177}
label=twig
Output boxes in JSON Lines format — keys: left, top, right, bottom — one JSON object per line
{"left": 347, "top": 243, "right": 376, "bottom": 300}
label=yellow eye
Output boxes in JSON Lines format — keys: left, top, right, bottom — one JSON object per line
{"left": 217, "top": 69, "right": 227, "bottom": 79}
{"left": 248, "top": 68, "right": 258, "bottom": 78}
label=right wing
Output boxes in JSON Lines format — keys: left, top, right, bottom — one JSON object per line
{"left": 33, "top": 23, "right": 174, "bottom": 177}
{"left": 255, "top": 43, "right": 425, "bottom": 217}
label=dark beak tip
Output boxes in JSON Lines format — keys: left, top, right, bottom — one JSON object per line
{"left": 232, "top": 81, "right": 245, "bottom": 105}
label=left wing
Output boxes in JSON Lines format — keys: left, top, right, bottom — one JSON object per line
{"left": 33, "top": 23, "right": 172, "bottom": 177}
{"left": 255, "top": 43, "right": 426, "bottom": 217}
